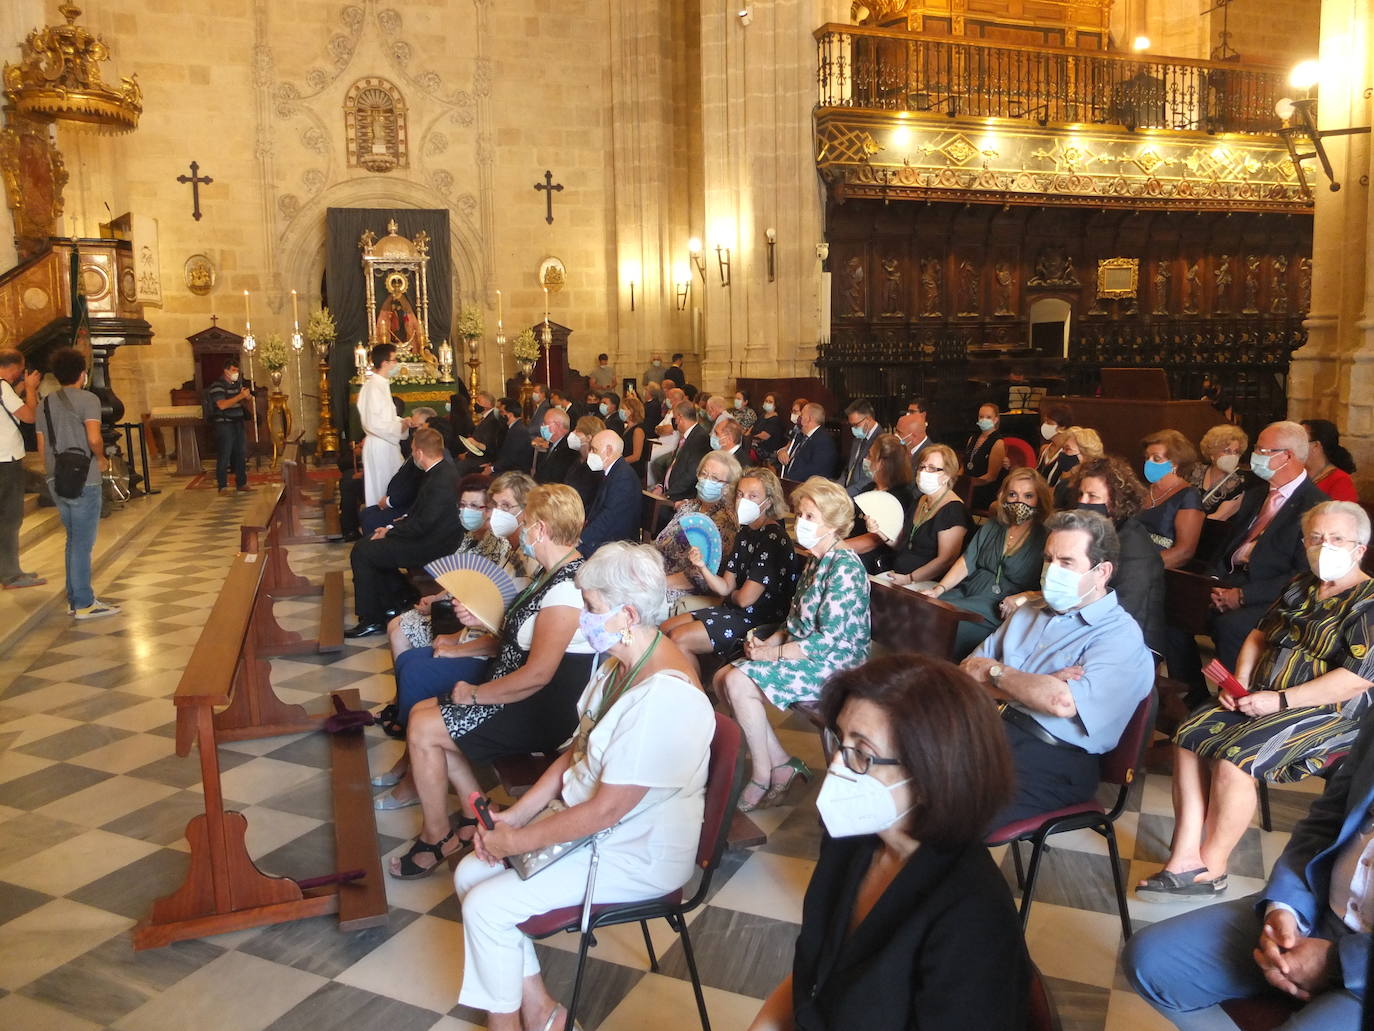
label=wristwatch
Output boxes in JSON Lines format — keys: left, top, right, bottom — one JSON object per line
{"left": 988, "top": 664, "right": 1005, "bottom": 684}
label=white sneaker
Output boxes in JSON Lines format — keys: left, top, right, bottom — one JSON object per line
{"left": 74, "top": 600, "right": 121, "bottom": 621}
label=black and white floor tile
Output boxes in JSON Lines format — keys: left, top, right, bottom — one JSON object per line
{"left": 0, "top": 485, "right": 1324, "bottom": 1029}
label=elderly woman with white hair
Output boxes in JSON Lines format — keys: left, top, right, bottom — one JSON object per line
{"left": 454, "top": 542, "right": 715, "bottom": 1031}
{"left": 1139, "top": 500, "right": 1374, "bottom": 902}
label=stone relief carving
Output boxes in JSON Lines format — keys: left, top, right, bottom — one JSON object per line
{"left": 345, "top": 76, "right": 408, "bottom": 172}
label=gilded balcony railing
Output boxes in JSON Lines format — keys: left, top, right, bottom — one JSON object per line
{"left": 815, "top": 24, "right": 1286, "bottom": 136}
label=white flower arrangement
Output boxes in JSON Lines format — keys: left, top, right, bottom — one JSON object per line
{"left": 456, "top": 305, "right": 484, "bottom": 340}
{"left": 512, "top": 328, "right": 541, "bottom": 361}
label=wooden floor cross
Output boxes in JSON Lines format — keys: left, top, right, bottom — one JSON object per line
{"left": 176, "top": 161, "right": 214, "bottom": 222}
{"left": 533, "top": 170, "right": 563, "bottom": 225}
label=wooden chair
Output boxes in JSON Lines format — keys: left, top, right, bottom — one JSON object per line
{"left": 986, "top": 693, "right": 1157, "bottom": 941}
{"left": 640, "top": 489, "right": 677, "bottom": 542}
{"left": 517, "top": 713, "right": 747, "bottom": 1031}
{"left": 132, "top": 553, "right": 385, "bottom": 949}
{"left": 1257, "top": 749, "right": 1348, "bottom": 833}
{"left": 1164, "top": 567, "right": 1219, "bottom": 637}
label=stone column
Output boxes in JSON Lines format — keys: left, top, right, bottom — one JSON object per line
{"left": 1287, "top": 0, "right": 1373, "bottom": 489}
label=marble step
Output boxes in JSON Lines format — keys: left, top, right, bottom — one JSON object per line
{"left": 18, "top": 505, "right": 60, "bottom": 550}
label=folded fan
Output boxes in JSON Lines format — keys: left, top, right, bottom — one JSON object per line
{"left": 423, "top": 552, "right": 518, "bottom": 634}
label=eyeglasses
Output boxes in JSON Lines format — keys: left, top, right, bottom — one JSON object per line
{"left": 1306, "top": 532, "right": 1360, "bottom": 549}
{"left": 915, "top": 464, "right": 945, "bottom": 474}
{"left": 1254, "top": 447, "right": 1290, "bottom": 457}
{"left": 493, "top": 501, "right": 523, "bottom": 514}
{"left": 822, "top": 730, "right": 902, "bottom": 775}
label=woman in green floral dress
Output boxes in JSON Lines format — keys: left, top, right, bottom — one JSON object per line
{"left": 715, "top": 476, "right": 871, "bottom": 811}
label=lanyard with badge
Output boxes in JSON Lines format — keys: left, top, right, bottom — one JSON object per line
{"left": 569, "top": 631, "right": 662, "bottom": 764}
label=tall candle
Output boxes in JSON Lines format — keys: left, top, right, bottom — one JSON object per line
{"left": 543, "top": 285, "right": 549, "bottom": 319}
{"left": 291, "top": 289, "right": 299, "bottom": 326}
{"left": 243, "top": 289, "right": 251, "bottom": 323}
{"left": 496, "top": 288, "right": 503, "bottom": 330}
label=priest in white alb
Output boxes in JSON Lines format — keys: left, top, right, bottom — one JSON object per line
{"left": 357, "top": 343, "right": 412, "bottom": 507}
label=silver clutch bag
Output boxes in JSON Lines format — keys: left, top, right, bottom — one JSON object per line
{"left": 507, "top": 800, "right": 596, "bottom": 880}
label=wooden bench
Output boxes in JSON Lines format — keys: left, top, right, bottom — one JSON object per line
{"left": 869, "top": 580, "right": 983, "bottom": 660}
{"left": 640, "top": 490, "right": 677, "bottom": 542}
{"left": 133, "top": 551, "right": 385, "bottom": 949}
{"left": 239, "top": 484, "right": 344, "bottom": 658}
{"left": 280, "top": 440, "right": 342, "bottom": 544}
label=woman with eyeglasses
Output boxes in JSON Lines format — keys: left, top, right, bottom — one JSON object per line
{"left": 748, "top": 654, "right": 1029, "bottom": 1031}
{"left": 884, "top": 443, "right": 970, "bottom": 589}
{"left": 653, "top": 450, "right": 742, "bottom": 603}
{"left": 1189, "top": 424, "right": 1251, "bottom": 522}
{"left": 1139, "top": 502, "right": 1374, "bottom": 902}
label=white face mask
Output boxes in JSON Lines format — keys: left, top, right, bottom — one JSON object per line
{"left": 587, "top": 451, "right": 605, "bottom": 472}
{"left": 1041, "top": 422, "right": 1057, "bottom": 441}
{"left": 566, "top": 431, "right": 583, "bottom": 450}
{"left": 1042, "top": 561, "right": 1096, "bottom": 613}
{"left": 815, "top": 758, "right": 912, "bottom": 838}
{"left": 916, "top": 470, "right": 946, "bottom": 495}
{"left": 736, "top": 497, "right": 763, "bottom": 525}
{"left": 1310, "top": 543, "right": 1358, "bottom": 582}
{"left": 790, "top": 412, "right": 800, "bottom": 424}
{"left": 383, "top": 364, "right": 400, "bottom": 379}
{"left": 489, "top": 508, "right": 520, "bottom": 538}
{"left": 795, "top": 516, "right": 826, "bottom": 550}
{"left": 1215, "top": 453, "right": 1240, "bottom": 474}
{"left": 226, "top": 370, "right": 240, "bottom": 383}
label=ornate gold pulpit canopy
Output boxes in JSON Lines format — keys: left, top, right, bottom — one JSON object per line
{"left": 359, "top": 219, "right": 434, "bottom": 363}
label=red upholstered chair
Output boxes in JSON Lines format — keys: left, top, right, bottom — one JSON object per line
{"left": 1002, "top": 436, "right": 1038, "bottom": 471}
{"left": 1028, "top": 959, "right": 1064, "bottom": 1031}
{"left": 517, "top": 712, "right": 746, "bottom": 1031}
{"left": 986, "top": 693, "right": 1157, "bottom": 940}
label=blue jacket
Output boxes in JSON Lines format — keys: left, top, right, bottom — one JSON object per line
{"left": 579, "top": 458, "right": 642, "bottom": 556}
{"left": 1264, "top": 710, "right": 1374, "bottom": 998}
{"left": 783, "top": 427, "right": 839, "bottom": 483}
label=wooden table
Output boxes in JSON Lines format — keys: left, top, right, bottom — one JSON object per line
{"left": 149, "top": 405, "right": 205, "bottom": 476}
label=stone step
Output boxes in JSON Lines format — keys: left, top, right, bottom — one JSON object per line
{"left": 18, "top": 506, "right": 61, "bottom": 551}
{"left": 22, "top": 492, "right": 39, "bottom": 518}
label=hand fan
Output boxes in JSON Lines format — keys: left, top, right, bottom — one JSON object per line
{"left": 424, "top": 552, "right": 518, "bottom": 634}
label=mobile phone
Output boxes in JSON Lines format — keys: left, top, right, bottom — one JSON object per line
{"left": 469, "top": 792, "right": 496, "bottom": 830}
{"left": 1203, "top": 659, "right": 1249, "bottom": 700}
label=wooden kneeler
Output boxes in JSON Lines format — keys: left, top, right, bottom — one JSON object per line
{"left": 133, "top": 553, "right": 386, "bottom": 949}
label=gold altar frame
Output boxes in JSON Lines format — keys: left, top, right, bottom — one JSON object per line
{"left": 1096, "top": 257, "right": 1139, "bottom": 298}
{"left": 360, "top": 219, "right": 432, "bottom": 355}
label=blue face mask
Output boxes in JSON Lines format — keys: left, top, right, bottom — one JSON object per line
{"left": 697, "top": 477, "right": 725, "bottom": 502}
{"left": 539, "top": 424, "right": 553, "bottom": 441}
{"left": 619, "top": 408, "right": 630, "bottom": 423}
{"left": 862, "top": 458, "right": 872, "bottom": 478}
{"left": 709, "top": 434, "right": 721, "bottom": 451}
{"left": 1143, "top": 459, "right": 1173, "bottom": 484}
{"left": 459, "top": 507, "right": 485, "bottom": 532}
{"left": 1042, "top": 561, "right": 1097, "bottom": 613}
{"left": 851, "top": 424, "right": 867, "bottom": 439}
{"left": 599, "top": 402, "right": 610, "bottom": 416}
{"left": 977, "top": 417, "right": 996, "bottom": 433}
{"left": 520, "top": 528, "right": 537, "bottom": 559}
{"left": 579, "top": 606, "right": 625, "bottom": 653}
{"left": 1250, "top": 451, "right": 1286, "bottom": 482}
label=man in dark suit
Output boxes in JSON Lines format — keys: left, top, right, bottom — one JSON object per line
{"left": 528, "top": 384, "right": 551, "bottom": 432}
{"left": 456, "top": 391, "right": 506, "bottom": 476}
{"left": 346, "top": 428, "right": 464, "bottom": 637}
{"left": 487, "top": 397, "right": 533, "bottom": 474}
{"left": 1169, "top": 421, "right": 1326, "bottom": 698}
{"left": 534, "top": 408, "right": 577, "bottom": 484}
{"left": 642, "top": 383, "right": 664, "bottom": 435}
{"left": 842, "top": 399, "right": 880, "bottom": 496}
{"left": 780, "top": 402, "right": 839, "bottom": 482}
{"left": 579, "top": 431, "right": 642, "bottom": 555}
{"left": 550, "top": 388, "right": 586, "bottom": 424}
{"left": 1125, "top": 708, "right": 1374, "bottom": 1027}
{"left": 659, "top": 401, "right": 712, "bottom": 501}
{"left": 660, "top": 353, "right": 686, "bottom": 390}
{"left": 897, "top": 405, "right": 931, "bottom": 460}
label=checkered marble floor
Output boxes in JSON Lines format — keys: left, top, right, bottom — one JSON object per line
{"left": 0, "top": 486, "right": 1326, "bottom": 1030}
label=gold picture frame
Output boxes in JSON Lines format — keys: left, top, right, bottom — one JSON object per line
{"left": 1097, "top": 257, "right": 1139, "bottom": 298}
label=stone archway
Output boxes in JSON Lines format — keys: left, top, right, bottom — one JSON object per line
{"left": 273, "top": 177, "right": 484, "bottom": 438}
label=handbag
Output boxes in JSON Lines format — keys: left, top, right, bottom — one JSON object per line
{"left": 43, "top": 391, "right": 94, "bottom": 500}
{"left": 505, "top": 800, "right": 601, "bottom": 880}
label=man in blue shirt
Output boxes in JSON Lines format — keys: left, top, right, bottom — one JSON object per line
{"left": 962, "top": 509, "right": 1155, "bottom": 825}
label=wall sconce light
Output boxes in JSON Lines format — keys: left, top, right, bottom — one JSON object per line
{"left": 765, "top": 227, "right": 776, "bottom": 282}
{"left": 816, "top": 241, "right": 829, "bottom": 263}
{"left": 688, "top": 237, "right": 706, "bottom": 282}
{"left": 1275, "top": 65, "right": 1370, "bottom": 194}
{"left": 715, "top": 243, "right": 731, "bottom": 286}
{"left": 1131, "top": 35, "right": 1150, "bottom": 52}
{"left": 675, "top": 279, "right": 690, "bottom": 311}
{"left": 737, "top": 6, "right": 752, "bottom": 27}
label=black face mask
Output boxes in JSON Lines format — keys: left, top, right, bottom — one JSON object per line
{"left": 1077, "top": 502, "right": 1111, "bottom": 519}
{"left": 1057, "top": 453, "right": 1080, "bottom": 471}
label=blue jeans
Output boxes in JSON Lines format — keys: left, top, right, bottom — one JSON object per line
{"left": 53, "top": 482, "right": 102, "bottom": 609}
{"left": 1123, "top": 895, "right": 1361, "bottom": 1029}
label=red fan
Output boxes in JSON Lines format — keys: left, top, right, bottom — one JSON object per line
{"left": 1203, "top": 659, "right": 1249, "bottom": 700}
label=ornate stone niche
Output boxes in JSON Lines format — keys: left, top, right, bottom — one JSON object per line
{"left": 344, "top": 77, "right": 408, "bottom": 173}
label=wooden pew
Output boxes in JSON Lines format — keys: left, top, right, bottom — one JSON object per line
{"left": 239, "top": 484, "right": 345, "bottom": 657}
{"left": 133, "top": 552, "right": 385, "bottom": 949}
{"left": 1164, "top": 567, "right": 1218, "bottom": 638}
{"left": 280, "top": 440, "right": 343, "bottom": 544}
{"left": 869, "top": 580, "right": 983, "bottom": 660}
{"left": 640, "top": 489, "right": 677, "bottom": 542}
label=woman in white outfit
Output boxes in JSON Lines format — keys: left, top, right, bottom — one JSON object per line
{"left": 455, "top": 541, "right": 715, "bottom": 1031}
{"left": 357, "top": 343, "right": 412, "bottom": 507}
